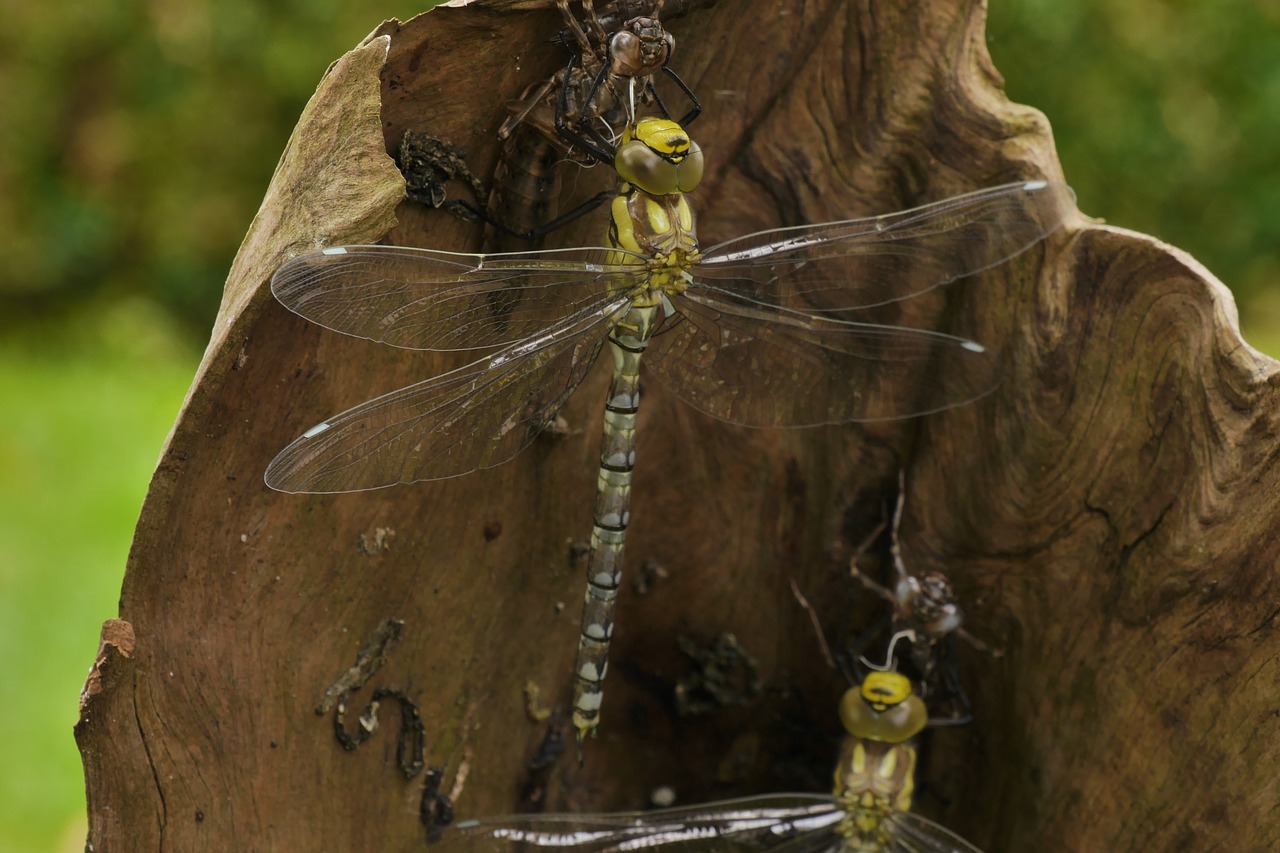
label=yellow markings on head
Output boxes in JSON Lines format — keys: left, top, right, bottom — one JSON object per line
{"left": 839, "top": 674, "right": 928, "bottom": 744}
{"left": 626, "top": 117, "right": 690, "bottom": 155}
{"left": 615, "top": 118, "right": 704, "bottom": 196}
{"left": 862, "top": 672, "right": 912, "bottom": 709}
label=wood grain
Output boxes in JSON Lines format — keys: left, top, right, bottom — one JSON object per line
{"left": 76, "top": 1, "right": 1280, "bottom": 850}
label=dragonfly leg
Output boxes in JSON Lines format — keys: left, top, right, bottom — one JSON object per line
{"left": 555, "top": 53, "right": 617, "bottom": 165}
{"left": 924, "top": 636, "right": 975, "bottom": 727}
{"left": 555, "top": 0, "right": 596, "bottom": 58}
{"left": 472, "top": 190, "right": 616, "bottom": 242}
{"left": 397, "top": 127, "right": 614, "bottom": 240}
{"left": 660, "top": 65, "right": 701, "bottom": 126}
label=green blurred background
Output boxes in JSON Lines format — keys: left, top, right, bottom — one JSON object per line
{"left": 0, "top": 1, "right": 1274, "bottom": 850}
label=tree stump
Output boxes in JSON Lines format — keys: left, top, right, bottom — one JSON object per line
{"left": 76, "top": 1, "right": 1280, "bottom": 850}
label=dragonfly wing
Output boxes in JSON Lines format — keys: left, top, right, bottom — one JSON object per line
{"left": 272, "top": 244, "right": 645, "bottom": 351}
{"left": 441, "top": 795, "right": 844, "bottom": 853}
{"left": 264, "top": 297, "right": 624, "bottom": 492}
{"left": 696, "top": 181, "right": 1073, "bottom": 314}
{"left": 646, "top": 290, "right": 996, "bottom": 427}
{"left": 884, "top": 811, "right": 987, "bottom": 853}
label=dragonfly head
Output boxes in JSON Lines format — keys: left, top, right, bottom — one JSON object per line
{"left": 616, "top": 117, "right": 704, "bottom": 195}
{"left": 609, "top": 18, "right": 674, "bottom": 76}
{"left": 839, "top": 672, "right": 928, "bottom": 744}
{"left": 895, "top": 572, "right": 964, "bottom": 637}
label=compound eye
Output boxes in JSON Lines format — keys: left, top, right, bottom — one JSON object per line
{"left": 862, "top": 672, "right": 911, "bottom": 707}
{"left": 675, "top": 143, "right": 704, "bottom": 192}
{"left": 616, "top": 140, "right": 680, "bottom": 195}
{"left": 609, "top": 31, "right": 645, "bottom": 77}
{"left": 929, "top": 608, "right": 962, "bottom": 635}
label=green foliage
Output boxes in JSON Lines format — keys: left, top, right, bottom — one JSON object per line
{"left": 0, "top": 307, "right": 198, "bottom": 852}
{"left": 1, "top": 0, "right": 1274, "bottom": 351}
{"left": 0, "top": 0, "right": 431, "bottom": 332}
{"left": 990, "top": 0, "right": 1280, "bottom": 354}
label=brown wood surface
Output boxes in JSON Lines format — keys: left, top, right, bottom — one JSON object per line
{"left": 76, "top": 1, "right": 1280, "bottom": 850}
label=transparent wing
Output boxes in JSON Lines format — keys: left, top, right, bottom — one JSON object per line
{"left": 885, "top": 811, "right": 986, "bottom": 853}
{"left": 264, "top": 296, "right": 625, "bottom": 493}
{"left": 696, "top": 181, "right": 1073, "bottom": 315}
{"left": 440, "top": 795, "right": 845, "bottom": 853}
{"left": 272, "top": 244, "right": 647, "bottom": 351}
{"left": 645, "top": 289, "right": 995, "bottom": 427}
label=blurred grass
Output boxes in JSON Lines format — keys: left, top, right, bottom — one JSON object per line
{"left": 2, "top": 1, "right": 1278, "bottom": 851}
{"left": 0, "top": 302, "right": 199, "bottom": 852}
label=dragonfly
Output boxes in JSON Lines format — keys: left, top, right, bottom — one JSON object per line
{"left": 503, "top": 0, "right": 698, "bottom": 161}
{"left": 849, "top": 472, "right": 1001, "bottom": 726}
{"left": 440, "top": 668, "right": 984, "bottom": 852}
{"left": 265, "top": 114, "right": 1074, "bottom": 744}
{"left": 450, "top": 0, "right": 700, "bottom": 244}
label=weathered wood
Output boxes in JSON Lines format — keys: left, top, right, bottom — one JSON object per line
{"left": 76, "top": 1, "right": 1280, "bottom": 850}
